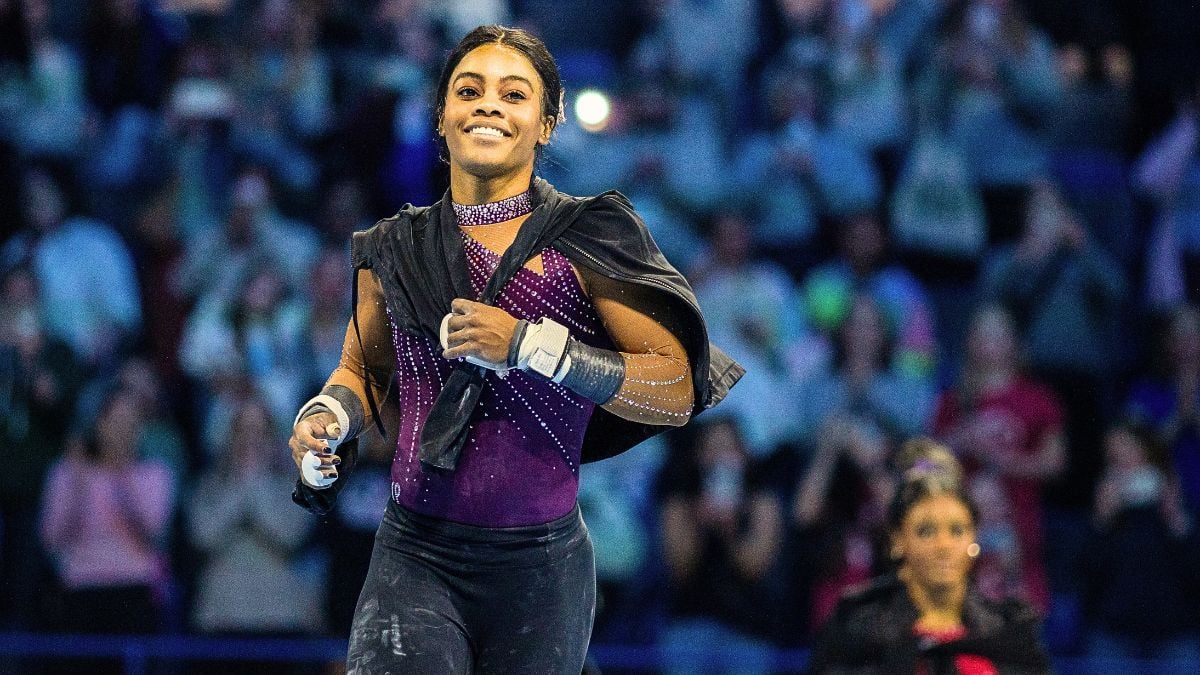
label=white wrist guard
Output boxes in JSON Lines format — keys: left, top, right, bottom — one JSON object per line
{"left": 517, "top": 317, "right": 571, "bottom": 379}
{"left": 293, "top": 394, "right": 350, "bottom": 448}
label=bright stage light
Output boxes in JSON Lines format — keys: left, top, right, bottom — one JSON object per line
{"left": 574, "top": 89, "right": 611, "bottom": 132}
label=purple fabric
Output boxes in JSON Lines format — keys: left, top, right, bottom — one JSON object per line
{"left": 387, "top": 234, "right": 610, "bottom": 526}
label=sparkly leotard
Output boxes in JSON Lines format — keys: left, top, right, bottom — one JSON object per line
{"left": 386, "top": 233, "right": 612, "bottom": 527}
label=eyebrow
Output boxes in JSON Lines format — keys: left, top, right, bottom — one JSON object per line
{"left": 452, "top": 72, "right": 536, "bottom": 90}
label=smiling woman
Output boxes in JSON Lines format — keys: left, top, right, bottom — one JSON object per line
{"left": 808, "top": 438, "right": 1051, "bottom": 674}
{"left": 284, "top": 24, "right": 742, "bottom": 675}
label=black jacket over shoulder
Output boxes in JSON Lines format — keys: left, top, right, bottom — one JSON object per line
{"left": 350, "top": 178, "right": 745, "bottom": 464}
{"left": 808, "top": 575, "right": 1050, "bottom": 675}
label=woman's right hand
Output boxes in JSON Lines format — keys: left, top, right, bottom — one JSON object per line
{"left": 289, "top": 411, "right": 341, "bottom": 485}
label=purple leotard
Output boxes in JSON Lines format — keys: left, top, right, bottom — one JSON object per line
{"left": 386, "top": 233, "right": 611, "bottom": 527}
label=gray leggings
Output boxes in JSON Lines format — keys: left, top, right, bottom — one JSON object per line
{"left": 346, "top": 499, "right": 596, "bottom": 674}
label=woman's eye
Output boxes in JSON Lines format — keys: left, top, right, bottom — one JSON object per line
{"left": 457, "top": 87, "right": 479, "bottom": 97}
{"left": 504, "top": 90, "right": 527, "bottom": 101}
{"left": 950, "top": 524, "right": 966, "bottom": 537}
{"left": 915, "top": 524, "right": 935, "bottom": 538}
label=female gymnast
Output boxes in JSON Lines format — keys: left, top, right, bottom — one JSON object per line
{"left": 288, "top": 25, "right": 741, "bottom": 674}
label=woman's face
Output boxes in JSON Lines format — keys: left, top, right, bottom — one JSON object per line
{"left": 895, "top": 494, "right": 977, "bottom": 591}
{"left": 96, "top": 392, "right": 143, "bottom": 463}
{"left": 842, "top": 295, "right": 885, "bottom": 365}
{"left": 1104, "top": 428, "right": 1146, "bottom": 472}
{"left": 1168, "top": 308, "right": 1200, "bottom": 366}
{"left": 440, "top": 43, "right": 552, "bottom": 182}
{"left": 966, "top": 308, "right": 1016, "bottom": 371}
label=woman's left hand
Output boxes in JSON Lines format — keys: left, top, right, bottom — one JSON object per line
{"left": 441, "top": 299, "right": 520, "bottom": 366}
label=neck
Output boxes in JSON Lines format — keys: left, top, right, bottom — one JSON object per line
{"left": 902, "top": 569, "right": 967, "bottom": 629}
{"left": 449, "top": 165, "right": 534, "bottom": 205}
{"left": 973, "top": 365, "right": 1013, "bottom": 392}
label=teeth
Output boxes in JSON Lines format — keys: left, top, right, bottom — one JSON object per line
{"left": 468, "top": 127, "right": 504, "bottom": 137}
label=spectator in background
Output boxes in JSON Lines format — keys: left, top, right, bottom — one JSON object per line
{"left": 176, "top": 167, "right": 319, "bottom": 303}
{"left": 342, "top": 1, "right": 444, "bottom": 212}
{"left": 631, "top": 0, "right": 760, "bottom": 128}
{"left": 801, "top": 212, "right": 937, "bottom": 378}
{"left": 83, "top": 0, "right": 177, "bottom": 115}
{"left": 824, "top": 0, "right": 911, "bottom": 161}
{"left": 39, "top": 386, "right": 175, "bottom": 672}
{"left": 657, "top": 418, "right": 784, "bottom": 674}
{"left": 982, "top": 179, "right": 1127, "bottom": 505}
{"left": 733, "top": 63, "right": 883, "bottom": 261}
{"left": 692, "top": 211, "right": 811, "bottom": 455}
{"left": 796, "top": 292, "right": 934, "bottom": 450}
{"left": 889, "top": 106, "right": 988, "bottom": 266}
{"left": 577, "top": 435, "right": 660, "bottom": 644}
{"left": 80, "top": 0, "right": 180, "bottom": 207}
{"left": 1049, "top": 43, "right": 1133, "bottom": 155}
{"left": 224, "top": 0, "right": 327, "bottom": 196}
{"left": 790, "top": 416, "right": 896, "bottom": 634}
{"left": 1080, "top": 422, "right": 1200, "bottom": 667}
{"left": 9, "top": 0, "right": 86, "bottom": 162}
{"left": 315, "top": 178, "right": 373, "bottom": 242}
{"left": 117, "top": 356, "right": 189, "bottom": 481}
{"left": 966, "top": 471, "right": 1026, "bottom": 604}
{"left": 1136, "top": 79, "right": 1200, "bottom": 308}
{"left": 0, "top": 266, "right": 81, "bottom": 628}
{"left": 1126, "top": 305, "right": 1200, "bottom": 513}
{"left": 933, "top": 304, "right": 1064, "bottom": 613}
{"left": 187, "top": 396, "right": 323, "bottom": 670}
{"left": 915, "top": 0, "right": 1062, "bottom": 242}
{"left": 180, "top": 264, "right": 309, "bottom": 452}
{"left": 306, "top": 244, "right": 353, "bottom": 382}
{"left": 1045, "top": 43, "right": 1138, "bottom": 274}
{"left": 160, "top": 61, "right": 238, "bottom": 243}
{"left": 2, "top": 167, "right": 142, "bottom": 369}
{"left": 809, "top": 437, "right": 1050, "bottom": 674}
{"left": 131, "top": 180, "right": 192, "bottom": 384}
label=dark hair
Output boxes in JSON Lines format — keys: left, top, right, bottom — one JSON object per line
{"left": 887, "top": 437, "right": 978, "bottom": 531}
{"left": 830, "top": 292, "right": 897, "bottom": 372}
{"left": 433, "top": 25, "right": 564, "bottom": 162}
{"left": 1109, "top": 419, "right": 1171, "bottom": 473}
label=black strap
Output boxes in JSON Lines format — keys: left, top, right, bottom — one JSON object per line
{"left": 351, "top": 266, "right": 388, "bottom": 439}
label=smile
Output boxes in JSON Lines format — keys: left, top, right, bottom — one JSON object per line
{"left": 465, "top": 126, "right": 509, "bottom": 138}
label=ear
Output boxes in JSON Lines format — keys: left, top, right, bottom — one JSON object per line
{"left": 538, "top": 116, "right": 555, "bottom": 145}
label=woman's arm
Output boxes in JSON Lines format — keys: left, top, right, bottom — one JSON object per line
{"left": 660, "top": 496, "right": 702, "bottom": 582}
{"left": 290, "top": 271, "right": 395, "bottom": 480}
{"left": 314, "top": 271, "right": 397, "bottom": 436}
{"left": 587, "top": 271, "right": 694, "bottom": 426}
{"left": 39, "top": 459, "right": 80, "bottom": 552}
{"left": 441, "top": 266, "right": 695, "bottom": 426}
{"left": 731, "top": 491, "right": 784, "bottom": 580}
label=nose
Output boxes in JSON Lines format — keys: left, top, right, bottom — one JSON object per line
{"left": 474, "top": 97, "right": 503, "bottom": 117}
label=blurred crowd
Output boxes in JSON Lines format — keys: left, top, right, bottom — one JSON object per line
{"left": 1, "top": 0, "right": 1200, "bottom": 670}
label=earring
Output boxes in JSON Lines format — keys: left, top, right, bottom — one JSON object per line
{"left": 967, "top": 543, "right": 981, "bottom": 558}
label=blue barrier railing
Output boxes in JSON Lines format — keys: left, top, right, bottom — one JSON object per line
{"left": 0, "top": 632, "right": 1193, "bottom": 674}
{"left": 0, "top": 634, "right": 812, "bottom": 673}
